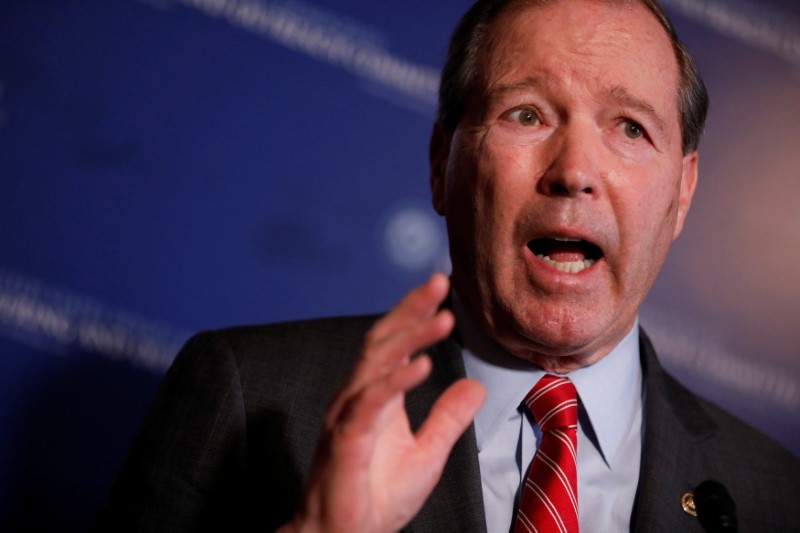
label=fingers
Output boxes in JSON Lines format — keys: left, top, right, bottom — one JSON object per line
{"left": 334, "top": 355, "right": 433, "bottom": 443}
{"left": 328, "top": 274, "right": 454, "bottom": 422}
{"left": 292, "top": 275, "right": 477, "bottom": 533}
{"left": 368, "top": 272, "right": 450, "bottom": 342}
{"left": 415, "top": 378, "right": 486, "bottom": 461}
{"left": 361, "top": 273, "right": 452, "bottom": 374}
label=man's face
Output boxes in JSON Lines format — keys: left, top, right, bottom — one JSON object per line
{"left": 431, "top": 0, "right": 698, "bottom": 371}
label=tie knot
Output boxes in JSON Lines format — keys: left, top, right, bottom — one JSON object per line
{"left": 523, "top": 374, "right": 578, "bottom": 432}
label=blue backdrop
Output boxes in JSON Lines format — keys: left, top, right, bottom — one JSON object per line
{"left": 1, "top": 0, "right": 799, "bottom": 530}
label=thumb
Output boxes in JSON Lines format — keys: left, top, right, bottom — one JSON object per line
{"left": 415, "top": 378, "right": 486, "bottom": 461}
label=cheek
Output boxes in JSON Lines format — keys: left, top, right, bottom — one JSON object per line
{"left": 652, "top": 174, "right": 683, "bottom": 235}
{"left": 612, "top": 164, "right": 681, "bottom": 252}
{"left": 479, "top": 145, "right": 536, "bottom": 237}
{"left": 479, "top": 134, "right": 538, "bottom": 196}
{"left": 619, "top": 180, "right": 682, "bottom": 288}
{"left": 455, "top": 136, "right": 528, "bottom": 218}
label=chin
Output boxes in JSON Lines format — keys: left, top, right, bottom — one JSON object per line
{"left": 497, "top": 301, "right": 617, "bottom": 361}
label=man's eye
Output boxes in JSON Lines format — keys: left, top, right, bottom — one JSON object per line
{"left": 510, "top": 109, "right": 540, "bottom": 126}
{"left": 623, "top": 121, "right": 644, "bottom": 139}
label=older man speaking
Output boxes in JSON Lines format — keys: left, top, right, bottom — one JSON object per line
{"left": 100, "top": 1, "right": 799, "bottom": 532}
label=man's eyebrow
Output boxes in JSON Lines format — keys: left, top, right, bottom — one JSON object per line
{"left": 608, "top": 86, "right": 667, "bottom": 132}
{"left": 486, "top": 75, "right": 547, "bottom": 98}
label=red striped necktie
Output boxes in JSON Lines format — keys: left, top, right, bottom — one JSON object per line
{"left": 514, "top": 374, "right": 579, "bottom": 533}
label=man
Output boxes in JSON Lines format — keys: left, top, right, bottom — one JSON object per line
{"left": 99, "top": 0, "right": 800, "bottom": 531}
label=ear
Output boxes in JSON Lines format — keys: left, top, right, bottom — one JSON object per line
{"left": 672, "top": 150, "right": 699, "bottom": 240}
{"left": 429, "top": 122, "right": 450, "bottom": 216}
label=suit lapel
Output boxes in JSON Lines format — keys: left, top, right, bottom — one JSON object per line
{"left": 403, "top": 335, "right": 487, "bottom": 533}
{"left": 632, "top": 329, "right": 716, "bottom": 532}
{"left": 400, "top": 326, "right": 718, "bottom": 532}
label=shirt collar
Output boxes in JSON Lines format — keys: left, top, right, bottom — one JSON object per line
{"left": 452, "top": 290, "right": 642, "bottom": 466}
{"left": 569, "top": 321, "right": 642, "bottom": 467}
{"left": 453, "top": 292, "right": 543, "bottom": 452}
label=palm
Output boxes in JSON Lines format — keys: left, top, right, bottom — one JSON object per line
{"left": 286, "top": 275, "right": 485, "bottom": 533}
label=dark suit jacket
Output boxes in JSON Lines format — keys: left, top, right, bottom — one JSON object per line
{"left": 98, "top": 316, "right": 800, "bottom": 532}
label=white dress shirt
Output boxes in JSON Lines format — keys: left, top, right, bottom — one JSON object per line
{"left": 453, "top": 294, "right": 643, "bottom": 533}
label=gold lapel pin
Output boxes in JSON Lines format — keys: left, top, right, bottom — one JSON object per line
{"left": 681, "top": 491, "right": 697, "bottom": 517}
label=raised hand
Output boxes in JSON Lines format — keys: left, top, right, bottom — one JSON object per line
{"left": 278, "top": 273, "right": 486, "bottom": 533}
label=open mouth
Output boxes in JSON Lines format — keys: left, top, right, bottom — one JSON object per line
{"left": 527, "top": 237, "right": 603, "bottom": 274}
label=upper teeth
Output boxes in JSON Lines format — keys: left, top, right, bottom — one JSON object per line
{"left": 536, "top": 254, "right": 595, "bottom": 273}
{"left": 553, "top": 237, "right": 581, "bottom": 242}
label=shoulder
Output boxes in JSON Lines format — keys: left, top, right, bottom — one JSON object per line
{"left": 685, "top": 378, "right": 799, "bottom": 477}
{"left": 98, "top": 316, "right": 384, "bottom": 532}
{"left": 648, "top": 344, "right": 798, "bottom": 476}
{"left": 170, "top": 314, "right": 383, "bottom": 393}
{"left": 179, "top": 314, "right": 381, "bottom": 361}
{"left": 641, "top": 331, "right": 799, "bottom": 528}
{"left": 641, "top": 328, "right": 796, "bottom": 466}
{"left": 189, "top": 314, "right": 381, "bottom": 350}
{"left": 676, "top": 375, "right": 799, "bottom": 528}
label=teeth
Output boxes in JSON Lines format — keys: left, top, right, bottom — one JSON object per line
{"left": 536, "top": 254, "right": 595, "bottom": 273}
{"left": 553, "top": 237, "right": 581, "bottom": 242}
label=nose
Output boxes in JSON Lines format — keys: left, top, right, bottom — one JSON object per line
{"left": 538, "top": 124, "right": 601, "bottom": 198}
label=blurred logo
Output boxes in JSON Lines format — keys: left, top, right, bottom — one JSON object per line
{"left": 135, "top": 0, "right": 439, "bottom": 107}
{"left": 0, "top": 269, "right": 189, "bottom": 372}
{"left": 381, "top": 204, "right": 449, "bottom": 273}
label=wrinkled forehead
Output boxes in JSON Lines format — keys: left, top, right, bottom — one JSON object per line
{"left": 472, "top": 0, "right": 681, "bottom": 119}
{"left": 483, "top": 0, "right": 665, "bottom": 33}
{"left": 479, "top": 0, "right": 676, "bottom": 75}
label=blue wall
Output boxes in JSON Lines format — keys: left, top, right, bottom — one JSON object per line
{"left": 1, "top": 0, "right": 799, "bottom": 530}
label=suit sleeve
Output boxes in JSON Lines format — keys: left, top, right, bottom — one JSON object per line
{"left": 96, "top": 332, "right": 248, "bottom": 532}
